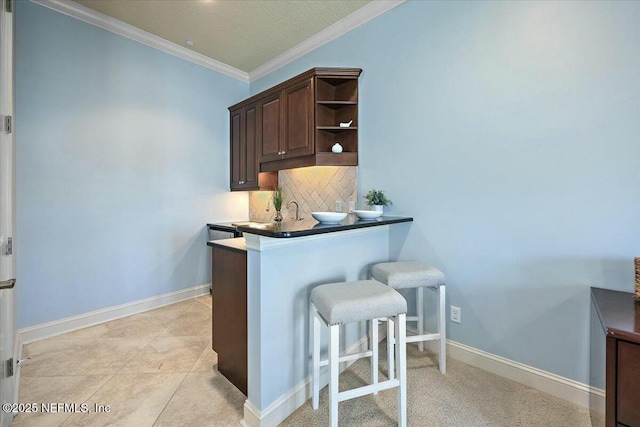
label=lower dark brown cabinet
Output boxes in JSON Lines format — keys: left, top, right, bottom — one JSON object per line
{"left": 616, "top": 340, "right": 640, "bottom": 426}
{"left": 591, "top": 287, "right": 640, "bottom": 427}
{"left": 211, "top": 241, "right": 247, "bottom": 395}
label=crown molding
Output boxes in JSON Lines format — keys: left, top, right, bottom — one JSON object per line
{"left": 30, "top": 0, "right": 250, "bottom": 83}
{"left": 30, "top": 0, "right": 406, "bottom": 84}
{"left": 248, "top": 0, "right": 406, "bottom": 82}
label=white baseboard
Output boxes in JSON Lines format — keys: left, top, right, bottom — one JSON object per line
{"left": 424, "top": 339, "right": 605, "bottom": 413}
{"left": 241, "top": 334, "right": 370, "bottom": 427}
{"left": 240, "top": 401, "right": 261, "bottom": 427}
{"left": 18, "top": 284, "right": 211, "bottom": 344}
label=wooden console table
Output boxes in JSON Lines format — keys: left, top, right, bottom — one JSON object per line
{"left": 591, "top": 287, "right": 640, "bottom": 427}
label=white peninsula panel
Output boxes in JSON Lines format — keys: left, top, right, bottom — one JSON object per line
{"left": 243, "top": 226, "right": 392, "bottom": 426}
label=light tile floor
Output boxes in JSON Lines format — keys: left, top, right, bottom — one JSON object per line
{"left": 14, "top": 296, "right": 246, "bottom": 427}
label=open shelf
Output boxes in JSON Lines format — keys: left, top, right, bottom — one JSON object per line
{"left": 315, "top": 73, "right": 359, "bottom": 161}
{"left": 316, "top": 103, "right": 357, "bottom": 128}
{"left": 316, "top": 129, "right": 357, "bottom": 153}
{"left": 316, "top": 78, "right": 358, "bottom": 103}
{"left": 316, "top": 101, "right": 357, "bottom": 108}
{"left": 316, "top": 126, "right": 358, "bottom": 131}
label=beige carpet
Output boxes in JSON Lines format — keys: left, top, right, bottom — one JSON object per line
{"left": 281, "top": 343, "right": 591, "bottom": 426}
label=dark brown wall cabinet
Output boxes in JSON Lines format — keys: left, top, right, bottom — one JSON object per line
{"left": 228, "top": 67, "right": 362, "bottom": 190}
{"left": 257, "top": 92, "right": 282, "bottom": 163}
{"left": 229, "top": 103, "right": 277, "bottom": 191}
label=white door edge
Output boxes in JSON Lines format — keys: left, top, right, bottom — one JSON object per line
{"left": 0, "top": 0, "right": 16, "bottom": 425}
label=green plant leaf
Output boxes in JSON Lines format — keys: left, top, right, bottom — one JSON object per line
{"left": 272, "top": 187, "right": 284, "bottom": 211}
{"left": 363, "top": 189, "right": 392, "bottom": 206}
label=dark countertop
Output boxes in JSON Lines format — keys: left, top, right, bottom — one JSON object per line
{"left": 207, "top": 222, "right": 243, "bottom": 234}
{"left": 591, "top": 287, "right": 640, "bottom": 343}
{"left": 235, "top": 215, "right": 412, "bottom": 238}
{"left": 206, "top": 237, "right": 247, "bottom": 252}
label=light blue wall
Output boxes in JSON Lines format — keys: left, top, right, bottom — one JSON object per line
{"left": 15, "top": 1, "right": 249, "bottom": 328}
{"left": 252, "top": 0, "right": 640, "bottom": 385}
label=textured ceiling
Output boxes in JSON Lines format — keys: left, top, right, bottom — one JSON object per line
{"left": 74, "top": 0, "right": 371, "bottom": 72}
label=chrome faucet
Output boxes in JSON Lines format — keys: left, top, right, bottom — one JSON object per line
{"left": 287, "top": 200, "right": 301, "bottom": 221}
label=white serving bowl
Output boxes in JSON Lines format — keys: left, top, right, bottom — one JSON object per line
{"left": 353, "top": 210, "right": 383, "bottom": 220}
{"left": 311, "top": 211, "right": 348, "bottom": 224}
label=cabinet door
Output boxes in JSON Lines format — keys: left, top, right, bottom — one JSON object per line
{"left": 283, "top": 78, "right": 314, "bottom": 158}
{"left": 617, "top": 340, "right": 640, "bottom": 426}
{"left": 258, "top": 93, "right": 282, "bottom": 162}
{"left": 230, "top": 104, "right": 261, "bottom": 191}
{"left": 229, "top": 109, "right": 244, "bottom": 190}
{"left": 211, "top": 246, "right": 247, "bottom": 395}
{"left": 243, "top": 104, "right": 258, "bottom": 188}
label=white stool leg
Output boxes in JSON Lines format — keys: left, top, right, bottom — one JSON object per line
{"left": 312, "top": 305, "right": 321, "bottom": 409}
{"left": 329, "top": 324, "right": 340, "bottom": 427}
{"left": 417, "top": 286, "right": 424, "bottom": 352}
{"left": 371, "top": 318, "right": 378, "bottom": 393}
{"left": 387, "top": 317, "right": 395, "bottom": 380}
{"left": 438, "top": 285, "right": 446, "bottom": 374}
{"left": 396, "top": 313, "right": 407, "bottom": 427}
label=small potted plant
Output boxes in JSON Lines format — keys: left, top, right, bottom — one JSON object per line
{"left": 272, "top": 187, "right": 284, "bottom": 222}
{"left": 364, "top": 189, "right": 392, "bottom": 212}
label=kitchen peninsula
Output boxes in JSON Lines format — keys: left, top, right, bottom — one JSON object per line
{"left": 208, "top": 215, "right": 412, "bottom": 427}
{"left": 215, "top": 64, "right": 412, "bottom": 426}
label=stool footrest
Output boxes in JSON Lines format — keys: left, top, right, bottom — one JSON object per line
{"left": 382, "top": 316, "right": 421, "bottom": 323}
{"left": 406, "top": 333, "right": 440, "bottom": 343}
{"left": 338, "top": 379, "right": 400, "bottom": 403}
{"left": 389, "top": 328, "right": 441, "bottom": 344}
{"left": 319, "top": 350, "right": 373, "bottom": 367}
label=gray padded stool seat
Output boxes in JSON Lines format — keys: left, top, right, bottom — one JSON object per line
{"left": 310, "top": 279, "right": 408, "bottom": 427}
{"left": 311, "top": 280, "right": 407, "bottom": 325}
{"left": 371, "top": 262, "right": 445, "bottom": 289}
{"left": 371, "top": 261, "right": 447, "bottom": 374}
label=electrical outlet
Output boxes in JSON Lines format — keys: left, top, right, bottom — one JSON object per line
{"left": 335, "top": 200, "right": 343, "bottom": 212}
{"left": 451, "top": 306, "right": 461, "bottom": 323}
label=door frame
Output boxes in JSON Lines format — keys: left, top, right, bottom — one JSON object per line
{"left": 0, "top": 0, "right": 16, "bottom": 424}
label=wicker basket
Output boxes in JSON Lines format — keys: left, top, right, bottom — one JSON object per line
{"left": 635, "top": 257, "right": 640, "bottom": 301}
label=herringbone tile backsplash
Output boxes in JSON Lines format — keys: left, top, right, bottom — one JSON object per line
{"left": 249, "top": 166, "right": 357, "bottom": 222}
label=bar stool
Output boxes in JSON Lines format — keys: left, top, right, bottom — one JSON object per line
{"left": 371, "top": 261, "right": 446, "bottom": 374}
{"left": 310, "top": 279, "right": 408, "bottom": 427}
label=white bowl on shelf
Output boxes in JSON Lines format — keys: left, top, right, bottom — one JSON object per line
{"left": 353, "top": 210, "right": 383, "bottom": 220}
{"left": 311, "top": 212, "right": 347, "bottom": 224}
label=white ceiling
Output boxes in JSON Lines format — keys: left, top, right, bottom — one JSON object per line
{"left": 73, "top": 0, "right": 372, "bottom": 73}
